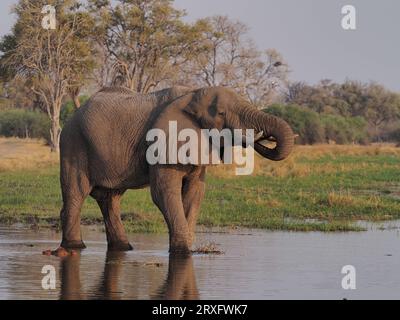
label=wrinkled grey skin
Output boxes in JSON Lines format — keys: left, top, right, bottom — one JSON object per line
{"left": 59, "top": 86, "right": 294, "bottom": 254}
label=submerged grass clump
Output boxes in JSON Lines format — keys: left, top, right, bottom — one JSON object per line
{"left": 1, "top": 139, "right": 400, "bottom": 233}
{"left": 192, "top": 242, "right": 225, "bottom": 255}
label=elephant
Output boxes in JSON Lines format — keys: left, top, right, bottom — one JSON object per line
{"left": 59, "top": 85, "right": 294, "bottom": 254}
{"left": 59, "top": 250, "right": 198, "bottom": 300}
{"left": 152, "top": 255, "right": 199, "bottom": 300}
{"left": 60, "top": 253, "right": 83, "bottom": 300}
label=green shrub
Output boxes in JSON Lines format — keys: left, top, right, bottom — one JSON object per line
{"left": 264, "top": 104, "right": 369, "bottom": 145}
{"left": 0, "top": 109, "right": 50, "bottom": 142}
{"left": 321, "top": 115, "right": 368, "bottom": 144}
{"left": 264, "top": 104, "right": 325, "bottom": 144}
{"left": 0, "top": 96, "right": 88, "bottom": 143}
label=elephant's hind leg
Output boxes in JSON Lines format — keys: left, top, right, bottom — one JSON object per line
{"left": 60, "top": 179, "right": 90, "bottom": 249}
{"left": 60, "top": 129, "right": 91, "bottom": 249}
{"left": 92, "top": 188, "right": 133, "bottom": 251}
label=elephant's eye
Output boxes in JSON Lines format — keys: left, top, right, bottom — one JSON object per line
{"left": 218, "top": 111, "right": 226, "bottom": 116}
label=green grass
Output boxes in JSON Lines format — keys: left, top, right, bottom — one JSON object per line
{"left": 0, "top": 144, "right": 400, "bottom": 233}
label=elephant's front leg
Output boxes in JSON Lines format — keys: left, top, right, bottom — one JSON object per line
{"left": 182, "top": 167, "right": 206, "bottom": 247}
{"left": 150, "top": 165, "right": 191, "bottom": 255}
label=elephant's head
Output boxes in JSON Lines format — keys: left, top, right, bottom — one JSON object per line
{"left": 181, "top": 87, "right": 294, "bottom": 161}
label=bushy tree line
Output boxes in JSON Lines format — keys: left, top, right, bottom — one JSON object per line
{"left": 0, "top": 109, "right": 50, "bottom": 141}
{"left": 281, "top": 80, "right": 400, "bottom": 144}
{"left": 265, "top": 104, "right": 368, "bottom": 145}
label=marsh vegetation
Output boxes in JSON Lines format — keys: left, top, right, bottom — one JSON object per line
{"left": 1, "top": 138, "right": 399, "bottom": 233}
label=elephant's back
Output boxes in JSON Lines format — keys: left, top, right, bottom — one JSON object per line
{"left": 78, "top": 90, "right": 151, "bottom": 136}
{"left": 73, "top": 91, "right": 152, "bottom": 188}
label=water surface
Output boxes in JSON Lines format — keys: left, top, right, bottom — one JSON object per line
{"left": 0, "top": 223, "right": 399, "bottom": 300}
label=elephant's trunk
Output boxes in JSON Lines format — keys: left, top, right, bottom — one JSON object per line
{"left": 233, "top": 104, "right": 294, "bottom": 161}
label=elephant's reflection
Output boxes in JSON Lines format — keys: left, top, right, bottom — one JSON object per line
{"left": 59, "top": 252, "right": 199, "bottom": 300}
{"left": 59, "top": 253, "right": 84, "bottom": 300}
{"left": 152, "top": 255, "right": 199, "bottom": 300}
{"left": 97, "top": 251, "right": 126, "bottom": 299}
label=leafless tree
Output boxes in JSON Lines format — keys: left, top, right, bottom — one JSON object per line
{"left": 182, "top": 16, "right": 288, "bottom": 107}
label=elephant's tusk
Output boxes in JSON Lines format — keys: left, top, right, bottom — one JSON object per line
{"left": 254, "top": 131, "right": 264, "bottom": 142}
{"left": 241, "top": 131, "right": 264, "bottom": 146}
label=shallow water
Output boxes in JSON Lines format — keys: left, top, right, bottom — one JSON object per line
{"left": 0, "top": 222, "right": 400, "bottom": 300}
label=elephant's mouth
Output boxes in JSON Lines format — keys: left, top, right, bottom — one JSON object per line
{"left": 253, "top": 135, "right": 285, "bottom": 161}
{"left": 242, "top": 131, "right": 278, "bottom": 155}
{"left": 255, "top": 138, "right": 277, "bottom": 148}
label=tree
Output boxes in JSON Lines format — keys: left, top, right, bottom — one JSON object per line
{"left": 86, "top": 0, "right": 115, "bottom": 88}
{"left": 0, "top": 77, "right": 39, "bottom": 110}
{"left": 284, "top": 79, "right": 400, "bottom": 142}
{"left": 0, "top": 0, "right": 95, "bottom": 151}
{"left": 286, "top": 80, "right": 348, "bottom": 115}
{"left": 334, "top": 80, "right": 365, "bottom": 117}
{"left": 0, "top": 81, "right": 8, "bottom": 110}
{"left": 285, "top": 81, "right": 307, "bottom": 104}
{"left": 363, "top": 83, "right": 400, "bottom": 141}
{"left": 87, "top": 0, "right": 208, "bottom": 92}
{"left": 184, "top": 15, "right": 288, "bottom": 107}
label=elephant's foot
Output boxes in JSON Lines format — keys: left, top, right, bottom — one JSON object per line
{"left": 169, "top": 238, "right": 192, "bottom": 256}
{"left": 61, "top": 239, "right": 86, "bottom": 249}
{"left": 169, "top": 246, "right": 192, "bottom": 256}
{"left": 188, "top": 232, "right": 196, "bottom": 248}
{"left": 107, "top": 241, "right": 133, "bottom": 252}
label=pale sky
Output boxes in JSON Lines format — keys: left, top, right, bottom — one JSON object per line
{"left": 1, "top": 0, "right": 399, "bottom": 91}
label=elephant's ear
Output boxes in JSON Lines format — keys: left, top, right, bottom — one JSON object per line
{"left": 182, "top": 88, "right": 216, "bottom": 120}
{"left": 182, "top": 90, "right": 201, "bottom": 118}
{"left": 147, "top": 91, "right": 220, "bottom": 166}
{"left": 180, "top": 88, "right": 224, "bottom": 164}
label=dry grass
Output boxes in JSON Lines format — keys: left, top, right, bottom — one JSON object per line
{"left": 294, "top": 143, "right": 400, "bottom": 158}
{"left": 209, "top": 143, "right": 400, "bottom": 178}
{"left": 327, "top": 191, "right": 355, "bottom": 207}
{"left": 0, "top": 137, "right": 58, "bottom": 172}
{"left": 1, "top": 137, "right": 397, "bottom": 177}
